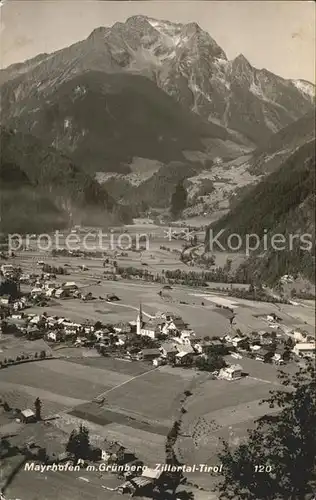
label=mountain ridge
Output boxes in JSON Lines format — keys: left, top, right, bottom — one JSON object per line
{"left": 1, "top": 70, "right": 234, "bottom": 174}
{"left": 0, "top": 15, "right": 314, "bottom": 150}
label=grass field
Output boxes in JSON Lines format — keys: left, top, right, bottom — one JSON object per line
{"left": 0, "top": 362, "right": 109, "bottom": 401}
{"left": 0, "top": 338, "right": 53, "bottom": 363}
{"left": 175, "top": 371, "right": 281, "bottom": 490}
{"left": 95, "top": 367, "right": 201, "bottom": 424}
{"left": 0, "top": 357, "right": 205, "bottom": 464}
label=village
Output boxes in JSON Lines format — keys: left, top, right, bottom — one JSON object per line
{"left": 0, "top": 225, "right": 315, "bottom": 500}
{"left": 1, "top": 257, "right": 315, "bottom": 370}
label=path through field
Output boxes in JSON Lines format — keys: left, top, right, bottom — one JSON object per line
{"left": 95, "top": 366, "right": 160, "bottom": 399}
{"left": 106, "top": 301, "right": 154, "bottom": 318}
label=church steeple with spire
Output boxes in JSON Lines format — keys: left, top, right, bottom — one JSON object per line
{"left": 136, "top": 303, "right": 143, "bottom": 335}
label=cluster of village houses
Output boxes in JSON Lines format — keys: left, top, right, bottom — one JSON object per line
{"left": 1, "top": 279, "right": 315, "bottom": 380}
{"left": 0, "top": 263, "right": 119, "bottom": 306}
{"left": 134, "top": 306, "right": 315, "bottom": 377}
{"left": 0, "top": 263, "right": 315, "bottom": 377}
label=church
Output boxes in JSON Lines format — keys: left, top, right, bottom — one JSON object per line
{"left": 136, "top": 304, "right": 163, "bottom": 339}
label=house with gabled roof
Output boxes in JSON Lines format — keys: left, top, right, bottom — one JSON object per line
{"left": 160, "top": 342, "right": 178, "bottom": 360}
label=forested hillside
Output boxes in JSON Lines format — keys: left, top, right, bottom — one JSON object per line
{"left": 206, "top": 140, "right": 315, "bottom": 283}
{"left": 0, "top": 127, "right": 130, "bottom": 233}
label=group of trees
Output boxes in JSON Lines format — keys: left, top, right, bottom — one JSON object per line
{"left": 170, "top": 180, "right": 187, "bottom": 219}
{"left": 115, "top": 265, "right": 252, "bottom": 288}
{"left": 228, "top": 283, "right": 290, "bottom": 304}
{"left": 0, "top": 278, "right": 20, "bottom": 298}
{"left": 188, "top": 178, "right": 215, "bottom": 206}
{"left": 41, "top": 263, "right": 68, "bottom": 275}
{"left": 217, "top": 361, "right": 316, "bottom": 499}
{"left": 0, "top": 349, "right": 48, "bottom": 368}
{"left": 195, "top": 353, "right": 226, "bottom": 372}
{"left": 51, "top": 248, "right": 104, "bottom": 258}
{"left": 66, "top": 425, "right": 91, "bottom": 463}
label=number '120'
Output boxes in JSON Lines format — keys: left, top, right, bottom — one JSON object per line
{"left": 254, "top": 465, "right": 272, "bottom": 472}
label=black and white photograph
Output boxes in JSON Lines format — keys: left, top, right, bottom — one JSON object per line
{"left": 0, "top": 1, "right": 315, "bottom": 499}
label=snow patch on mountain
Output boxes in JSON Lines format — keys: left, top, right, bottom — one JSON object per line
{"left": 189, "top": 81, "right": 212, "bottom": 103}
{"left": 291, "top": 79, "right": 315, "bottom": 99}
{"left": 148, "top": 18, "right": 183, "bottom": 48}
{"left": 249, "top": 81, "right": 264, "bottom": 98}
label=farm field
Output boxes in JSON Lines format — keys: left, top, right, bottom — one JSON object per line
{"left": 0, "top": 361, "right": 111, "bottom": 401}
{"left": 64, "top": 363, "right": 206, "bottom": 464}
{"left": 91, "top": 366, "right": 203, "bottom": 425}
{"left": 0, "top": 337, "right": 53, "bottom": 363}
{"left": 0, "top": 356, "right": 206, "bottom": 464}
{"left": 69, "top": 356, "right": 151, "bottom": 375}
{"left": 175, "top": 373, "right": 280, "bottom": 490}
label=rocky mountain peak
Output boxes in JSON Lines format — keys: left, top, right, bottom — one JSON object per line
{"left": 0, "top": 16, "right": 314, "bottom": 148}
{"left": 182, "top": 21, "right": 201, "bottom": 34}
{"left": 231, "top": 54, "right": 253, "bottom": 73}
{"left": 88, "top": 26, "right": 109, "bottom": 39}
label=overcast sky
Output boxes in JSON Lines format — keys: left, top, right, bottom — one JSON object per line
{"left": 0, "top": 1, "right": 315, "bottom": 82}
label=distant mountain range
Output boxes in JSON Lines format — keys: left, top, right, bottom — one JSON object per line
{"left": 0, "top": 15, "right": 314, "bottom": 175}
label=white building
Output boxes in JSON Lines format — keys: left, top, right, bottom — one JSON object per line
{"left": 293, "top": 343, "right": 315, "bottom": 358}
{"left": 62, "top": 281, "right": 78, "bottom": 291}
{"left": 219, "top": 364, "right": 243, "bottom": 381}
{"left": 1, "top": 264, "right": 14, "bottom": 274}
{"left": 293, "top": 330, "right": 308, "bottom": 343}
{"left": 136, "top": 304, "right": 160, "bottom": 339}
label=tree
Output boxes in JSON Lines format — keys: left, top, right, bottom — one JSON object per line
{"left": 216, "top": 361, "right": 316, "bottom": 499}
{"left": 0, "top": 437, "right": 11, "bottom": 459}
{"left": 66, "top": 425, "right": 90, "bottom": 462}
{"left": 34, "top": 397, "right": 42, "bottom": 421}
{"left": 3, "top": 401, "right": 10, "bottom": 411}
{"left": 285, "top": 337, "right": 295, "bottom": 349}
{"left": 224, "top": 258, "right": 232, "bottom": 273}
{"left": 170, "top": 180, "right": 187, "bottom": 219}
{"left": 0, "top": 279, "right": 19, "bottom": 298}
{"left": 37, "top": 447, "right": 47, "bottom": 462}
{"left": 196, "top": 354, "right": 226, "bottom": 372}
{"left": 229, "top": 314, "right": 235, "bottom": 326}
